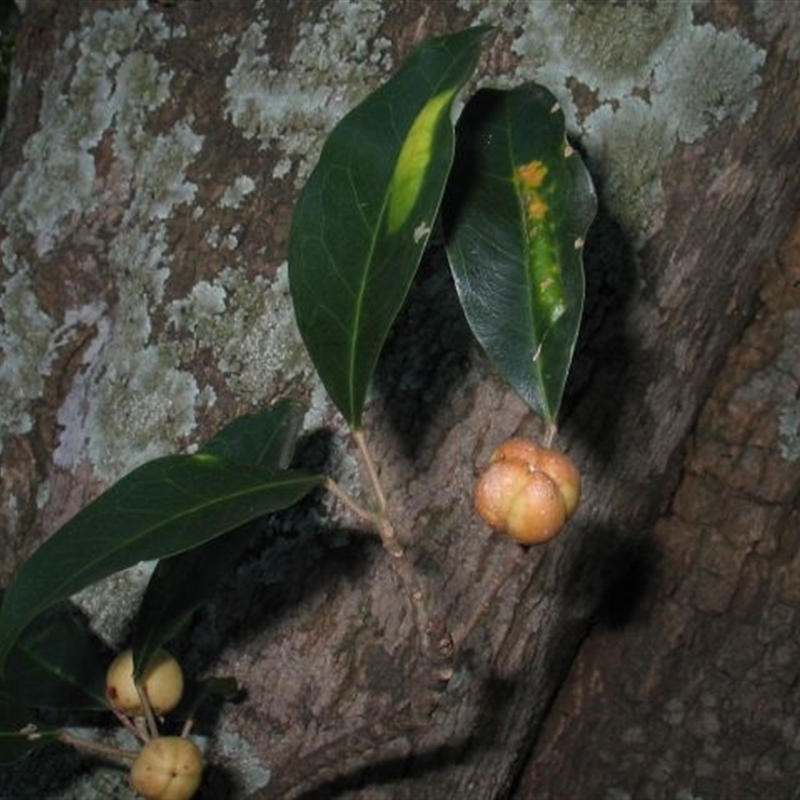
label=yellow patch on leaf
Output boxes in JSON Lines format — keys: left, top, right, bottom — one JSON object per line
{"left": 387, "top": 88, "right": 456, "bottom": 233}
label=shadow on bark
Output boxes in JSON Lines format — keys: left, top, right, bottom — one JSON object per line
{"left": 372, "top": 239, "right": 478, "bottom": 461}
{"left": 565, "top": 175, "right": 641, "bottom": 466}
{"left": 282, "top": 672, "right": 523, "bottom": 799}
{"left": 176, "top": 429, "right": 380, "bottom": 674}
{"left": 560, "top": 523, "right": 663, "bottom": 632}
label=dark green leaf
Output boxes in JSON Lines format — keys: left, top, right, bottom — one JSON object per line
{"left": 0, "top": 455, "right": 322, "bottom": 668}
{"left": 198, "top": 398, "right": 306, "bottom": 468}
{"left": 444, "top": 85, "right": 597, "bottom": 424}
{"left": 133, "top": 401, "right": 309, "bottom": 677}
{"left": 4, "top": 603, "right": 112, "bottom": 710}
{"left": 0, "top": 691, "right": 60, "bottom": 764}
{"left": 289, "top": 26, "right": 491, "bottom": 428}
{"left": 131, "top": 526, "right": 255, "bottom": 679}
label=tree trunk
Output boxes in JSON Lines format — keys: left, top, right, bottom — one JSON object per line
{"left": 1, "top": 1, "right": 798, "bottom": 798}
{"left": 518, "top": 214, "right": 800, "bottom": 799}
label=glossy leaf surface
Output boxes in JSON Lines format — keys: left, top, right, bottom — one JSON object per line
{"left": 3, "top": 602, "right": 111, "bottom": 710}
{"left": 131, "top": 400, "right": 308, "bottom": 677}
{"left": 289, "top": 27, "right": 490, "bottom": 427}
{"left": 198, "top": 398, "right": 305, "bottom": 469}
{"left": 0, "top": 455, "right": 322, "bottom": 668}
{"left": 444, "top": 85, "right": 597, "bottom": 423}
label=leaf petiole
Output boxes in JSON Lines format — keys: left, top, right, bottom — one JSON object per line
{"left": 323, "top": 477, "right": 378, "bottom": 529}
{"left": 352, "top": 430, "right": 403, "bottom": 558}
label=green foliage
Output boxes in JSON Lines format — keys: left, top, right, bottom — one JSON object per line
{"left": 131, "top": 399, "right": 306, "bottom": 678}
{"left": 197, "top": 399, "right": 305, "bottom": 469}
{"left": 4, "top": 602, "right": 112, "bottom": 710}
{"left": 0, "top": 454, "right": 320, "bottom": 670}
{"left": 0, "top": 601, "right": 109, "bottom": 766}
{"left": 0, "top": 402, "right": 318, "bottom": 764}
{"left": 444, "top": 85, "right": 597, "bottom": 424}
{"left": 0, "top": 402, "right": 320, "bottom": 674}
{"left": 288, "top": 26, "right": 491, "bottom": 428}
{"left": 0, "top": 27, "right": 598, "bottom": 773}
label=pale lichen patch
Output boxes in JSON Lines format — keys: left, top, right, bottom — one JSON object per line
{"left": 650, "top": 22, "right": 765, "bottom": 145}
{"left": 111, "top": 50, "right": 173, "bottom": 164}
{"left": 213, "top": 725, "right": 272, "bottom": 795}
{"left": 72, "top": 562, "right": 154, "bottom": 646}
{"left": 219, "top": 175, "right": 257, "bottom": 209}
{"left": 91, "top": 346, "right": 199, "bottom": 476}
{"left": 3, "top": 1, "right": 180, "bottom": 257}
{"left": 118, "top": 118, "right": 203, "bottom": 226}
{"left": 778, "top": 401, "right": 800, "bottom": 463}
{"left": 167, "top": 262, "right": 310, "bottom": 405}
{"left": 160, "top": 254, "right": 358, "bottom": 491}
{"left": 223, "top": 0, "right": 391, "bottom": 182}
{"left": 165, "top": 279, "right": 227, "bottom": 341}
{"left": 52, "top": 310, "right": 199, "bottom": 479}
{"left": 459, "top": 0, "right": 766, "bottom": 242}
{"left": 0, "top": 1, "right": 208, "bottom": 481}
{"left": 0, "top": 252, "right": 54, "bottom": 448}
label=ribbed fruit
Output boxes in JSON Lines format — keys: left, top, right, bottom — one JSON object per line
{"left": 473, "top": 438, "right": 581, "bottom": 544}
{"left": 129, "top": 736, "right": 203, "bottom": 800}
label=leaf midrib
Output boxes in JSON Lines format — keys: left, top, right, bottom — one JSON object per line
{"left": 1, "top": 468, "right": 317, "bottom": 658}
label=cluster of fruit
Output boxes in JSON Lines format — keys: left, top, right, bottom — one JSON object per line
{"left": 106, "top": 649, "right": 202, "bottom": 800}
{"left": 100, "top": 438, "right": 577, "bottom": 800}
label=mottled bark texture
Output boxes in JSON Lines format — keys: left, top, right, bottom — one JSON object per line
{"left": 521, "top": 217, "right": 800, "bottom": 800}
{"left": 0, "top": 1, "right": 798, "bottom": 798}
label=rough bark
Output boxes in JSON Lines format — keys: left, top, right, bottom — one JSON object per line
{"left": 0, "top": 1, "right": 798, "bottom": 798}
{"left": 520, "top": 216, "right": 800, "bottom": 800}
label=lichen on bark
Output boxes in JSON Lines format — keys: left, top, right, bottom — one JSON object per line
{"left": 1, "top": 1, "right": 798, "bottom": 798}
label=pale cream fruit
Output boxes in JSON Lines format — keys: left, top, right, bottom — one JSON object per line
{"left": 129, "top": 736, "right": 203, "bottom": 800}
{"left": 106, "top": 649, "right": 184, "bottom": 716}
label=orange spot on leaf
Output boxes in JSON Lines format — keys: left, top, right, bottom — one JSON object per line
{"left": 516, "top": 160, "right": 548, "bottom": 189}
{"left": 528, "top": 195, "right": 548, "bottom": 220}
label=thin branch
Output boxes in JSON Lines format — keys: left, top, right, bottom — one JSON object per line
{"left": 180, "top": 717, "right": 195, "bottom": 738}
{"left": 352, "top": 429, "right": 389, "bottom": 515}
{"left": 352, "top": 429, "right": 403, "bottom": 558}
{"left": 451, "top": 544, "right": 528, "bottom": 652}
{"left": 109, "top": 705, "right": 149, "bottom": 744}
{"left": 349, "top": 428, "right": 440, "bottom": 659}
{"left": 58, "top": 731, "right": 139, "bottom": 764}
